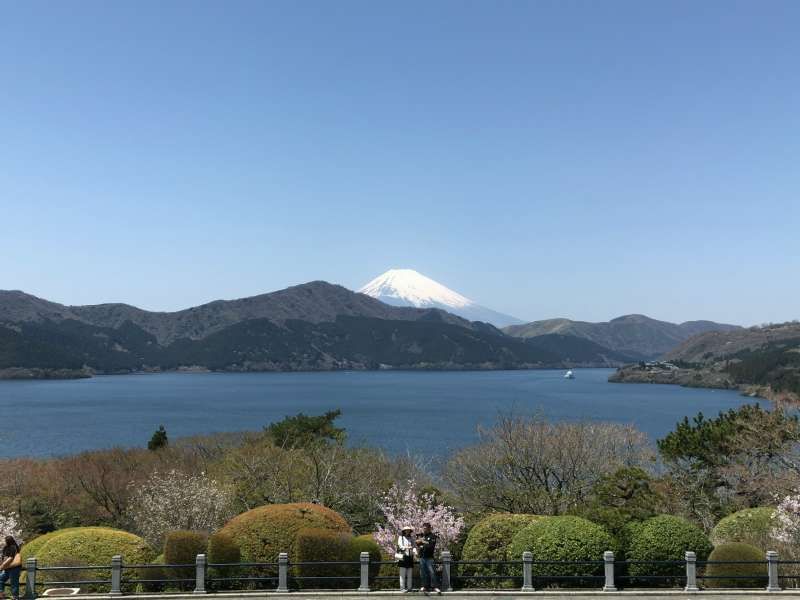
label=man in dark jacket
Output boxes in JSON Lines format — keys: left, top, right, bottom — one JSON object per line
{"left": 416, "top": 522, "right": 441, "bottom": 595}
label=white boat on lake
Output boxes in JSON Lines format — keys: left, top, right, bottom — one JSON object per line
{"left": 564, "top": 370, "right": 575, "bottom": 379}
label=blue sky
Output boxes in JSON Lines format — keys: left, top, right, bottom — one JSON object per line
{"left": 1, "top": 1, "right": 798, "bottom": 326}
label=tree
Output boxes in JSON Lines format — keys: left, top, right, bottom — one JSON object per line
{"left": 128, "top": 469, "right": 233, "bottom": 547}
{"left": 444, "top": 414, "right": 652, "bottom": 515}
{"left": 0, "top": 512, "right": 24, "bottom": 543}
{"left": 658, "top": 405, "right": 800, "bottom": 527}
{"left": 148, "top": 425, "right": 169, "bottom": 451}
{"left": 374, "top": 480, "right": 464, "bottom": 556}
{"left": 265, "top": 410, "right": 345, "bottom": 449}
{"left": 575, "top": 467, "right": 663, "bottom": 538}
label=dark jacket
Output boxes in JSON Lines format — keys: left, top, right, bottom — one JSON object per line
{"left": 418, "top": 532, "right": 437, "bottom": 559}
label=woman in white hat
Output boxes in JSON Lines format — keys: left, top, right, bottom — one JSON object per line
{"left": 395, "top": 525, "right": 417, "bottom": 592}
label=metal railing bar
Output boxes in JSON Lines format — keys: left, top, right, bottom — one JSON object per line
{"left": 38, "top": 580, "right": 112, "bottom": 585}
{"left": 290, "top": 576, "right": 361, "bottom": 580}
{"left": 124, "top": 563, "right": 196, "bottom": 569}
{"left": 289, "top": 561, "right": 360, "bottom": 566}
{"left": 206, "top": 561, "right": 279, "bottom": 568}
{"left": 36, "top": 565, "right": 109, "bottom": 571}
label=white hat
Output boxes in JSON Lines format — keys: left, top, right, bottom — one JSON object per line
{"left": 401, "top": 525, "right": 414, "bottom": 532}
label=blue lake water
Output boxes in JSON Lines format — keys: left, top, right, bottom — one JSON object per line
{"left": 0, "top": 369, "right": 761, "bottom": 459}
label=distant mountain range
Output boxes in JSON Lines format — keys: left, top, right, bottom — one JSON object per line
{"left": 0, "top": 282, "right": 629, "bottom": 377}
{"left": 0, "top": 278, "right": 747, "bottom": 378}
{"left": 359, "top": 269, "right": 523, "bottom": 328}
{"left": 504, "top": 314, "right": 741, "bottom": 360}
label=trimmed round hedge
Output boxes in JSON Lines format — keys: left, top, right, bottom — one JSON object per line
{"left": 207, "top": 531, "right": 241, "bottom": 590}
{"left": 711, "top": 508, "right": 775, "bottom": 551}
{"left": 704, "top": 542, "right": 766, "bottom": 589}
{"left": 625, "top": 515, "right": 712, "bottom": 578}
{"left": 217, "top": 502, "right": 351, "bottom": 563}
{"left": 164, "top": 530, "right": 209, "bottom": 590}
{"left": 350, "top": 534, "right": 382, "bottom": 583}
{"left": 31, "top": 527, "right": 156, "bottom": 591}
{"left": 461, "top": 514, "right": 541, "bottom": 586}
{"left": 509, "top": 516, "right": 617, "bottom": 580}
{"left": 22, "top": 527, "right": 115, "bottom": 562}
{"left": 295, "top": 528, "right": 354, "bottom": 588}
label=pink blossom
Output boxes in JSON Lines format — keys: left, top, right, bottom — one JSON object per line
{"left": 374, "top": 480, "right": 464, "bottom": 557}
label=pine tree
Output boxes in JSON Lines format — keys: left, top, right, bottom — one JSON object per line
{"left": 148, "top": 425, "right": 168, "bottom": 451}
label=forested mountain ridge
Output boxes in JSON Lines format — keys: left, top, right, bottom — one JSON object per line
{"left": 611, "top": 322, "right": 800, "bottom": 403}
{"left": 0, "top": 282, "right": 632, "bottom": 377}
{"left": 505, "top": 314, "right": 740, "bottom": 359}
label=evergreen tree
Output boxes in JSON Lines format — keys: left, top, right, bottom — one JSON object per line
{"left": 148, "top": 425, "right": 169, "bottom": 451}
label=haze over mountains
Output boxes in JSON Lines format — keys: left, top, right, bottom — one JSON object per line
{"left": 0, "top": 273, "right": 743, "bottom": 377}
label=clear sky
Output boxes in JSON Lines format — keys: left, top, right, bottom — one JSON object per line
{"left": 2, "top": 1, "right": 798, "bottom": 326}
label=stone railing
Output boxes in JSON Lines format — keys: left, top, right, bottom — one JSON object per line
{"left": 21, "top": 549, "right": 790, "bottom": 596}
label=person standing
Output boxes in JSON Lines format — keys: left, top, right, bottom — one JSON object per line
{"left": 416, "top": 522, "right": 441, "bottom": 595}
{"left": 0, "top": 536, "right": 22, "bottom": 600}
{"left": 396, "top": 526, "right": 417, "bottom": 592}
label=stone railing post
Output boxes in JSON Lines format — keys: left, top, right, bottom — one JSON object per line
{"left": 441, "top": 551, "right": 452, "bottom": 593}
{"left": 194, "top": 553, "right": 207, "bottom": 594}
{"left": 25, "top": 558, "right": 37, "bottom": 600}
{"left": 767, "top": 551, "right": 781, "bottom": 592}
{"left": 277, "top": 552, "right": 289, "bottom": 593}
{"left": 603, "top": 550, "right": 617, "bottom": 592}
{"left": 684, "top": 551, "right": 699, "bottom": 592}
{"left": 522, "top": 551, "right": 534, "bottom": 592}
{"left": 110, "top": 555, "right": 123, "bottom": 596}
{"left": 440, "top": 550, "right": 453, "bottom": 592}
{"left": 358, "top": 551, "right": 370, "bottom": 592}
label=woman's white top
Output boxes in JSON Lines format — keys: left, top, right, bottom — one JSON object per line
{"left": 397, "top": 535, "right": 417, "bottom": 556}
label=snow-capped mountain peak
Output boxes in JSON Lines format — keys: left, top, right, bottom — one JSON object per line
{"left": 358, "top": 268, "right": 523, "bottom": 328}
{"left": 359, "top": 268, "right": 473, "bottom": 309}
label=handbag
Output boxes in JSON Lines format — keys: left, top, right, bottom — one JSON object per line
{"left": 394, "top": 551, "right": 404, "bottom": 561}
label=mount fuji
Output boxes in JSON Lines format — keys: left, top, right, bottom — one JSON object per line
{"left": 358, "top": 269, "right": 523, "bottom": 328}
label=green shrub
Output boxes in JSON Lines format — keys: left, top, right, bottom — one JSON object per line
{"left": 460, "top": 514, "right": 541, "bottom": 586}
{"left": 206, "top": 531, "right": 241, "bottom": 590}
{"left": 33, "top": 527, "right": 156, "bottom": 592}
{"left": 139, "top": 553, "right": 165, "bottom": 593}
{"left": 217, "top": 502, "right": 351, "bottom": 563}
{"left": 295, "top": 528, "right": 354, "bottom": 588}
{"left": 703, "top": 543, "right": 766, "bottom": 588}
{"left": 163, "top": 530, "right": 208, "bottom": 590}
{"left": 712, "top": 508, "right": 776, "bottom": 551}
{"left": 22, "top": 527, "right": 112, "bottom": 562}
{"left": 509, "top": 516, "right": 617, "bottom": 582}
{"left": 349, "top": 534, "right": 382, "bottom": 583}
{"left": 625, "top": 515, "right": 712, "bottom": 579}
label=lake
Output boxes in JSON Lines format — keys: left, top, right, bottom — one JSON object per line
{"left": 0, "top": 369, "right": 761, "bottom": 459}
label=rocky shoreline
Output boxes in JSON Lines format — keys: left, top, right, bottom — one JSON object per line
{"left": 608, "top": 363, "right": 800, "bottom": 404}
{"left": 0, "top": 367, "right": 92, "bottom": 380}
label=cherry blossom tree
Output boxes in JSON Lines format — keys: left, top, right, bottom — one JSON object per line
{"left": 128, "top": 470, "right": 233, "bottom": 547}
{"left": 773, "top": 492, "right": 799, "bottom": 545}
{"left": 374, "top": 480, "right": 464, "bottom": 556}
{"left": 0, "top": 512, "right": 23, "bottom": 544}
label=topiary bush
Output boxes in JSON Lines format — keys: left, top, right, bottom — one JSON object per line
{"left": 295, "top": 528, "right": 354, "bottom": 589}
{"left": 460, "top": 514, "right": 541, "bottom": 587}
{"left": 163, "top": 530, "right": 209, "bottom": 590}
{"left": 509, "top": 516, "right": 617, "bottom": 582}
{"left": 349, "top": 534, "right": 382, "bottom": 584}
{"left": 33, "top": 527, "right": 156, "bottom": 592}
{"left": 711, "top": 508, "right": 776, "bottom": 551}
{"left": 703, "top": 543, "right": 766, "bottom": 589}
{"left": 139, "top": 553, "right": 165, "bottom": 593}
{"left": 206, "top": 531, "right": 241, "bottom": 590}
{"left": 625, "top": 515, "right": 712, "bottom": 579}
{"left": 217, "top": 502, "right": 351, "bottom": 563}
